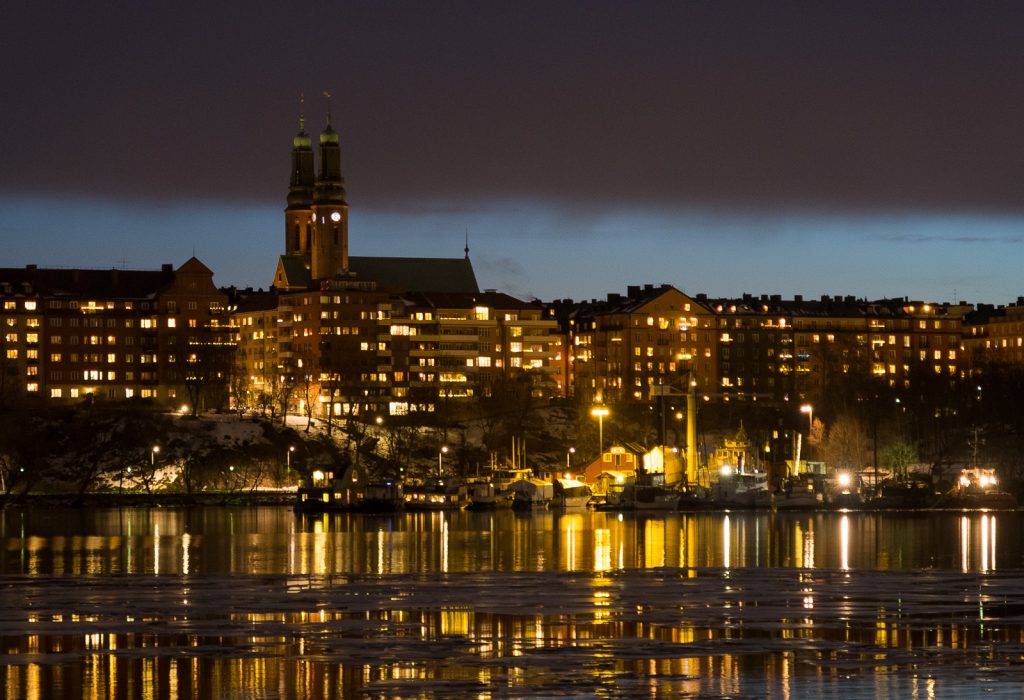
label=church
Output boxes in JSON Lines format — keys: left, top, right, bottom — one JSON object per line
{"left": 271, "top": 102, "right": 478, "bottom": 294}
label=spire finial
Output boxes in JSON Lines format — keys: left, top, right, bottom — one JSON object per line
{"left": 299, "top": 92, "right": 306, "bottom": 132}
{"left": 464, "top": 229, "right": 470, "bottom": 259}
{"left": 323, "top": 90, "right": 333, "bottom": 127}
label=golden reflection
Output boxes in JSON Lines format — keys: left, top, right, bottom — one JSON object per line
{"left": 981, "top": 514, "right": 989, "bottom": 573}
{"left": 644, "top": 517, "right": 666, "bottom": 568}
{"left": 181, "top": 532, "right": 191, "bottom": 575}
{"left": 960, "top": 516, "right": 969, "bottom": 573}
{"left": 442, "top": 516, "right": 450, "bottom": 573}
{"left": 154, "top": 521, "right": 160, "bottom": 575}
{"left": 594, "top": 527, "right": 611, "bottom": 572}
{"left": 723, "top": 515, "right": 731, "bottom": 569}
{"left": 840, "top": 514, "right": 849, "bottom": 571}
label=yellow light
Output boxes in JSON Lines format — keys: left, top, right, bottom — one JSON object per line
{"left": 837, "top": 472, "right": 851, "bottom": 488}
{"left": 312, "top": 470, "right": 325, "bottom": 483}
{"left": 959, "top": 475, "right": 971, "bottom": 487}
{"left": 720, "top": 465, "right": 732, "bottom": 476}
{"left": 591, "top": 407, "right": 609, "bottom": 417}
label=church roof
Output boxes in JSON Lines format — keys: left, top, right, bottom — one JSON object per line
{"left": 347, "top": 256, "right": 479, "bottom": 294}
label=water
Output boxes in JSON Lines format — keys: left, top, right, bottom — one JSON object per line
{"left": 3, "top": 507, "right": 1024, "bottom": 698}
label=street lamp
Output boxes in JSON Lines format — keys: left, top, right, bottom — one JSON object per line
{"left": 800, "top": 404, "right": 813, "bottom": 434}
{"left": 287, "top": 445, "right": 295, "bottom": 469}
{"left": 566, "top": 446, "right": 575, "bottom": 471}
{"left": 151, "top": 445, "right": 160, "bottom": 466}
{"left": 438, "top": 445, "right": 448, "bottom": 478}
{"left": 591, "top": 406, "right": 609, "bottom": 454}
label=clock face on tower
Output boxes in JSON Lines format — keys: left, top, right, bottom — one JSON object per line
{"left": 330, "top": 211, "right": 341, "bottom": 222}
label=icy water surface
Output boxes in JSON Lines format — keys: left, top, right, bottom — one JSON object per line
{"left": 2, "top": 508, "right": 1024, "bottom": 698}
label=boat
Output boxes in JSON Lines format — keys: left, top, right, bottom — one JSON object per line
{"left": 866, "top": 476, "right": 936, "bottom": 510}
{"left": 509, "top": 478, "right": 554, "bottom": 510}
{"left": 936, "top": 467, "right": 1018, "bottom": 510}
{"left": 552, "top": 478, "right": 592, "bottom": 509}
{"left": 467, "top": 465, "right": 532, "bottom": 509}
{"left": 405, "top": 478, "right": 470, "bottom": 511}
{"left": 358, "top": 480, "right": 405, "bottom": 512}
{"left": 710, "top": 469, "right": 769, "bottom": 508}
{"left": 823, "top": 470, "right": 863, "bottom": 509}
{"left": 602, "top": 482, "right": 680, "bottom": 511}
{"left": 294, "top": 464, "right": 364, "bottom": 512}
{"left": 773, "top": 474, "right": 824, "bottom": 510}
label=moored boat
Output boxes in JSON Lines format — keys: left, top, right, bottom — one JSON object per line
{"left": 405, "top": 478, "right": 470, "bottom": 510}
{"left": 711, "top": 469, "right": 769, "bottom": 508}
{"left": 509, "top": 478, "right": 554, "bottom": 510}
{"left": 359, "top": 480, "right": 405, "bottom": 512}
{"left": 552, "top": 478, "right": 592, "bottom": 509}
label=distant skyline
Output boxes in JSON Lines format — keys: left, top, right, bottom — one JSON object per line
{"left": 4, "top": 2, "right": 1024, "bottom": 304}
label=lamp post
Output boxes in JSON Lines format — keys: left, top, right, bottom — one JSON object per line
{"left": 800, "top": 404, "right": 813, "bottom": 434}
{"left": 287, "top": 445, "right": 295, "bottom": 469}
{"left": 798, "top": 404, "right": 813, "bottom": 477}
{"left": 591, "top": 406, "right": 609, "bottom": 454}
{"left": 151, "top": 445, "right": 160, "bottom": 466}
{"left": 438, "top": 445, "right": 448, "bottom": 478}
{"left": 566, "top": 446, "right": 575, "bottom": 471}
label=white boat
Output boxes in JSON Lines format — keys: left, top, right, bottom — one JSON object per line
{"left": 711, "top": 470, "right": 769, "bottom": 508}
{"left": 509, "top": 478, "right": 553, "bottom": 510}
{"left": 552, "top": 478, "right": 592, "bottom": 509}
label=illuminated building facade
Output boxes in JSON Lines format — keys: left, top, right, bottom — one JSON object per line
{"left": 0, "top": 258, "right": 230, "bottom": 407}
{"left": 560, "top": 286, "right": 972, "bottom": 410}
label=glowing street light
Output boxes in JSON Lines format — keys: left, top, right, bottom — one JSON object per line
{"left": 151, "top": 445, "right": 160, "bottom": 466}
{"left": 566, "top": 446, "right": 575, "bottom": 470}
{"left": 800, "top": 404, "right": 813, "bottom": 434}
{"left": 438, "top": 445, "right": 448, "bottom": 477}
{"left": 591, "top": 406, "right": 609, "bottom": 454}
{"left": 287, "top": 445, "right": 295, "bottom": 469}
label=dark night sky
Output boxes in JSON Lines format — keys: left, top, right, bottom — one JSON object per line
{"left": 3, "top": 1, "right": 1024, "bottom": 303}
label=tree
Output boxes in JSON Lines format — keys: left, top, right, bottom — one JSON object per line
{"left": 183, "top": 324, "right": 234, "bottom": 416}
{"left": 820, "top": 412, "right": 870, "bottom": 473}
{"left": 882, "top": 439, "right": 919, "bottom": 479}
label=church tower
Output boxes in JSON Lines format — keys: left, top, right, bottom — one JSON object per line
{"left": 310, "top": 92, "right": 349, "bottom": 280}
{"left": 285, "top": 98, "right": 314, "bottom": 257}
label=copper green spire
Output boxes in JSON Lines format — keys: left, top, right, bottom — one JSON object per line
{"left": 320, "top": 89, "right": 339, "bottom": 144}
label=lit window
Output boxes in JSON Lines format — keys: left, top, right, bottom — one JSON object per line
{"left": 26, "top": 382, "right": 38, "bottom": 392}
{"left": 24, "top": 301, "right": 36, "bottom": 311}
{"left": 50, "top": 388, "right": 62, "bottom": 398}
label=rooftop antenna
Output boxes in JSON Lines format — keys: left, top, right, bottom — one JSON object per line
{"left": 464, "top": 228, "right": 470, "bottom": 259}
{"left": 299, "top": 92, "right": 305, "bottom": 132}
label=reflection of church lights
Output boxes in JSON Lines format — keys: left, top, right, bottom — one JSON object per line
{"left": 154, "top": 522, "right": 160, "bottom": 575}
{"left": 377, "top": 528, "right": 385, "bottom": 574}
{"left": 181, "top": 532, "right": 190, "bottom": 576}
{"left": 840, "top": 515, "right": 849, "bottom": 571}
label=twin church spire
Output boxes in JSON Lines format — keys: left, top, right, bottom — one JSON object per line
{"left": 285, "top": 92, "right": 348, "bottom": 281}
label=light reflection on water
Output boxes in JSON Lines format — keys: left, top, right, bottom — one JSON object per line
{"left": 2, "top": 507, "right": 1024, "bottom": 698}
